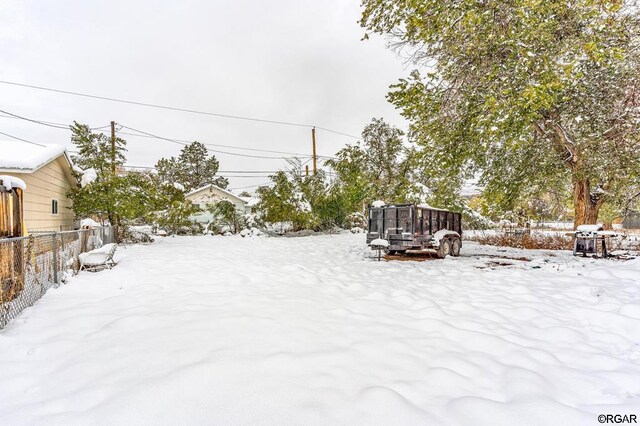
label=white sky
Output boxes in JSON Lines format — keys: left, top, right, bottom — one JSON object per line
{"left": 0, "top": 0, "right": 407, "bottom": 192}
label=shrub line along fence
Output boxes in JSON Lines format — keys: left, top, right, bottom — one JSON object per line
{"left": 0, "top": 226, "right": 117, "bottom": 329}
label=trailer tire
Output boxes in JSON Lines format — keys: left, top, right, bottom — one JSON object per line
{"left": 437, "top": 239, "right": 450, "bottom": 259}
{"left": 450, "top": 237, "right": 461, "bottom": 257}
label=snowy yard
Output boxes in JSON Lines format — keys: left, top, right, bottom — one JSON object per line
{"left": 1, "top": 233, "right": 639, "bottom": 425}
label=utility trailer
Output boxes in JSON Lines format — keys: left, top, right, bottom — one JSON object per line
{"left": 366, "top": 203, "right": 463, "bottom": 258}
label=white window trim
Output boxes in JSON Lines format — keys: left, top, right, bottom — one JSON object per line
{"left": 51, "top": 198, "right": 59, "bottom": 216}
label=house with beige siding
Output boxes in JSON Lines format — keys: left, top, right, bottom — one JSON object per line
{"left": 0, "top": 140, "right": 77, "bottom": 233}
{"left": 185, "top": 184, "right": 253, "bottom": 224}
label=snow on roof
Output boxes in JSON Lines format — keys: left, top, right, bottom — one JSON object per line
{"left": 0, "top": 140, "right": 69, "bottom": 173}
{"left": 81, "top": 168, "right": 98, "bottom": 187}
{"left": 186, "top": 183, "right": 247, "bottom": 204}
{"left": 239, "top": 196, "right": 259, "bottom": 207}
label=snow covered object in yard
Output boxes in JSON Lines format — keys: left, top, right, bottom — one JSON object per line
{"left": 576, "top": 224, "right": 604, "bottom": 233}
{"left": 367, "top": 203, "right": 462, "bottom": 258}
{"left": 78, "top": 243, "right": 118, "bottom": 271}
{"left": 571, "top": 224, "right": 619, "bottom": 258}
{"left": 371, "top": 199, "right": 386, "bottom": 208}
{"left": 0, "top": 174, "right": 26, "bottom": 191}
{"left": 369, "top": 237, "right": 389, "bottom": 248}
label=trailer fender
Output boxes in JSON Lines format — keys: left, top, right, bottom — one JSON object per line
{"left": 432, "top": 229, "right": 460, "bottom": 247}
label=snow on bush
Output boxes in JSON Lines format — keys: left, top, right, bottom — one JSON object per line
{"left": 80, "top": 168, "right": 98, "bottom": 187}
{"left": 344, "top": 212, "right": 367, "bottom": 229}
{"left": 80, "top": 218, "right": 101, "bottom": 228}
{"left": 463, "top": 206, "right": 494, "bottom": 230}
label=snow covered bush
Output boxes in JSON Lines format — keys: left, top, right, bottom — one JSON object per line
{"left": 344, "top": 212, "right": 367, "bottom": 229}
{"left": 175, "top": 223, "right": 204, "bottom": 236}
{"left": 120, "top": 226, "right": 155, "bottom": 244}
{"left": 469, "top": 233, "right": 572, "bottom": 251}
{"left": 462, "top": 207, "right": 494, "bottom": 230}
{"left": 155, "top": 200, "right": 200, "bottom": 235}
{"left": 206, "top": 200, "right": 247, "bottom": 234}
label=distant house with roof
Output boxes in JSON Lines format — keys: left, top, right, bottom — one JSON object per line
{"left": 185, "top": 184, "right": 255, "bottom": 223}
{"left": 0, "top": 140, "right": 77, "bottom": 233}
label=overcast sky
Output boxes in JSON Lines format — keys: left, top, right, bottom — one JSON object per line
{"left": 0, "top": 0, "right": 407, "bottom": 192}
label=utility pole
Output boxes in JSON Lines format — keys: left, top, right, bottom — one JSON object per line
{"left": 312, "top": 127, "right": 317, "bottom": 175}
{"left": 110, "top": 120, "right": 119, "bottom": 242}
{"left": 110, "top": 121, "right": 116, "bottom": 174}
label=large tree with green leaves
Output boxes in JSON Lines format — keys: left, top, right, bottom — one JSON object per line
{"left": 69, "top": 172, "right": 161, "bottom": 223}
{"left": 155, "top": 141, "right": 228, "bottom": 192}
{"left": 70, "top": 121, "right": 126, "bottom": 175}
{"left": 361, "top": 0, "right": 640, "bottom": 227}
{"left": 68, "top": 122, "right": 130, "bottom": 226}
{"left": 326, "top": 118, "right": 415, "bottom": 213}
{"left": 255, "top": 164, "right": 316, "bottom": 231}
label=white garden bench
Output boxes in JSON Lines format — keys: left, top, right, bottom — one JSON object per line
{"left": 78, "top": 243, "right": 118, "bottom": 272}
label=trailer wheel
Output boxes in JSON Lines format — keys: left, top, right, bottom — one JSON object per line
{"left": 450, "top": 237, "right": 461, "bottom": 257}
{"left": 437, "top": 239, "right": 450, "bottom": 259}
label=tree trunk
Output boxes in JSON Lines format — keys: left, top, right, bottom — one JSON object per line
{"left": 572, "top": 179, "right": 600, "bottom": 228}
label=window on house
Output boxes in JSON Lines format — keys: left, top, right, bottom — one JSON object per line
{"left": 51, "top": 199, "right": 59, "bottom": 215}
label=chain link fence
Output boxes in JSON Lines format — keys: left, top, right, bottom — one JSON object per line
{"left": 0, "top": 226, "right": 117, "bottom": 329}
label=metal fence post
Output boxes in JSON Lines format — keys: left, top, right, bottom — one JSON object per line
{"left": 52, "top": 232, "right": 58, "bottom": 285}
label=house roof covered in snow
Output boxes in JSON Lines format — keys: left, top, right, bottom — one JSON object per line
{"left": 239, "top": 196, "right": 259, "bottom": 207}
{"left": 0, "top": 140, "right": 72, "bottom": 173}
{"left": 185, "top": 183, "right": 248, "bottom": 205}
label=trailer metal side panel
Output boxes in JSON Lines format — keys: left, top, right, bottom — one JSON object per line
{"left": 366, "top": 204, "right": 463, "bottom": 249}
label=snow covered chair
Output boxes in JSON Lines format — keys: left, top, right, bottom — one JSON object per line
{"left": 79, "top": 243, "right": 118, "bottom": 272}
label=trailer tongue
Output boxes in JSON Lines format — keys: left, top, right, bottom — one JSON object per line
{"left": 366, "top": 203, "right": 463, "bottom": 259}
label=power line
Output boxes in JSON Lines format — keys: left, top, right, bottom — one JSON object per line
{"left": 0, "top": 80, "right": 361, "bottom": 139}
{"left": 0, "top": 131, "right": 47, "bottom": 147}
{"left": 0, "top": 109, "right": 68, "bottom": 129}
{"left": 0, "top": 108, "right": 339, "bottom": 159}
{"left": 122, "top": 164, "right": 281, "bottom": 174}
{"left": 117, "top": 124, "right": 303, "bottom": 160}
{"left": 115, "top": 128, "right": 326, "bottom": 158}
{"left": 229, "top": 182, "right": 272, "bottom": 190}
{"left": 0, "top": 109, "right": 109, "bottom": 130}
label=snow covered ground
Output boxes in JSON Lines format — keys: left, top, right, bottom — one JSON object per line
{"left": 1, "top": 233, "right": 639, "bottom": 425}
